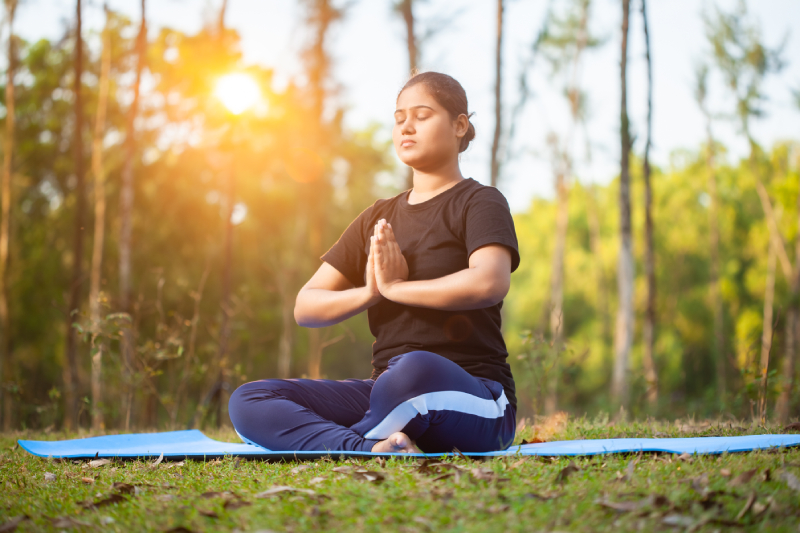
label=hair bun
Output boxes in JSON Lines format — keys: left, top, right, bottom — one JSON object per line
{"left": 459, "top": 119, "right": 476, "bottom": 153}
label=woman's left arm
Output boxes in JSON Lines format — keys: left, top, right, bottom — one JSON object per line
{"left": 372, "top": 219, "right": 511, "bottom": 311}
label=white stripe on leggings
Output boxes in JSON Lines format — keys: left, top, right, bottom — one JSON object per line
{"left": 363, "top": 389, "right": 509, "bottom": 440}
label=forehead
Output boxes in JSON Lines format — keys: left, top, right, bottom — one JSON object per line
{"left": 395, "top": 83, "right": 441, "bottom": 112}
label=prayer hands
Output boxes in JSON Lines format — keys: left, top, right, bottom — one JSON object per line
{"left": 370, "top": 218, "right": 409, "bottom": 299}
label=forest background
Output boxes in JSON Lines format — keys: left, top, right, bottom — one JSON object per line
{"left": 0, "top": 0, "right": 798, "bottom": 433}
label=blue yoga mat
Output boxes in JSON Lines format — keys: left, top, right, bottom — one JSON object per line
{"left": 18, "top": 430, "right": 800, "bottom": 460}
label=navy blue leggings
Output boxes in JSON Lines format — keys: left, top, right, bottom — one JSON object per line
{"left": 228, "top": 350, "right": 516, "bottom": 453}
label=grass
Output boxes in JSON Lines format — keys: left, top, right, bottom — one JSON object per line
{"left": 1, "top": 417, "right": 800, "bottom": 532}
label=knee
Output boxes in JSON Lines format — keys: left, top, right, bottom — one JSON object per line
{"left": 228, "top": 380, "right": 283, "bottom": 428}
{"left": 380, "top": 351, "right": 451, "bottom": 393}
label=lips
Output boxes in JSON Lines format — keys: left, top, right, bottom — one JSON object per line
{"left": 401, "top": 140, "right": 416, "bottom": 147}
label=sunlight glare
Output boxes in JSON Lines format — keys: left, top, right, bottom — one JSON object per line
{"left": 214, "top": 73, "right": 261, "bottom": 115}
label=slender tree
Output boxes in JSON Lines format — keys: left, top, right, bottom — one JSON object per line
{"left": 395, "top": 0, "right": 417, "bottom": 191}
{"left": 694, "top": 63, "right": 726, "bottom": 401}
{"left": 489, "top": 0, "right": 503, "bottom": 188}
{"left": 705, "top": 2, "right": 790, "bottom": 420}
{"left": 88, "top": 4, "right": 112, "bottom": 431}
{"left": 119, "top": 0, "right": 146, "bottom": 429}
{"left": 611, "top": 0, "right": 634, "bottom": 411}
{"left": 758, "top": 240, "right": 777, "bottom": 423}
{"left": 0, "top": 0, "right": 16, "bottom": 431}
{"left": 64, "top": 0, "right": 86, "bottom": 430}
{"left": 640, "top": 0, "right": 657, "bottom": 405}
{"left": 302, "top": 0, "right": 343, "bottom": 381}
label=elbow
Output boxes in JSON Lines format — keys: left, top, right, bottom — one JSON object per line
{"left": 482, "top": 278, "right": 510, "bottom": 307}
{"left": 294, "top": 292, "right": 308, "bottom": 327}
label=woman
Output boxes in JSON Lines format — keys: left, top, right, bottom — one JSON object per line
{"left": 229, "top": 72, "right": 520, "bottom": 454}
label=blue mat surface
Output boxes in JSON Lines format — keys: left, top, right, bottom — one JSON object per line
{"left": 18, "top": 430, "right": 800, "bottom": 460}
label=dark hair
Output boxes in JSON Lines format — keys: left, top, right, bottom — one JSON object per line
{"left": 398, "top": 71, "right": 476, "bottom": 153}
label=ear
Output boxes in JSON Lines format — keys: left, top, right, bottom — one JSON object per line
{"left": 454, "top": 113, "right": 469, "bottom": 140}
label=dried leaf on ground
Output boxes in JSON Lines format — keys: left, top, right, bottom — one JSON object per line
{"left": 780, "top": 470, "right": 800, "bottom": 492}
{"left": 783, "top": 422, "right": 800, "bottom": 432}
{"left": 80, "top": 476, "right": 95, "bottom": 485}
{"left": 223, "top": 498, "right": 251, "bottom": 511}
{"left": 44, "top": 472, "right": 56, "bottom": 482}
{"left": 198, "top": 509, "right": 218, "bottom": 519}
{"left": 165, "top": 527, "right": 194, "bottom": 533}
{"left": 661, "top": 514, "right": 696, "bottom": 528}
{"left": 596, "top": 494, "right": 670, "bottom": 513}
{"left": 0, "top": 515, "right": 29, "bottom": 533}
{"left": 80, "top": 493, "right": 127, "bottom": 510}
{"left": 730, "top": 468, "right": 758, "bottom": 487}
{"left": 509, "top": 458, "right": 527, "bottom": 469}
{"left": 374, "top": 457, "right": 386, "bottom": 468}
{"left": 309, "top": 476, "right": 326, "bottom": 485}
{"left": 688, "top": 472, "right": 709, "bottom": 492}
{"left": 111, "top": 482, "right": 135, "bottom": 495}
{"left": 201, "top": 491, "right": 230, "bottom": 499}
{"left": 555, "top": 461, "right": 580, "bottom": 484}
{"left": 255, "top": 485, "right": 317, "bottom": 498}
{"left": 151, "top": 453, "right": 165, "bottom": 468}
{"left": 522, "top": 491, "right": 562, "bottom": 501}
{"left": 50, "top": 516, "right": 92, "bottom": 529}
{"left": 470, "top": 467, "right": 508, "bottom": 483}
{"left": 720, "top": 468, "right": 731, "bottom": 477}
{"left": 87, "top": 458, "right": 111, "bottom": 468}
{"left": 332, "top": 466, "right": 353, "bottom": 474}
{"left": 156, "top": 494, "right": 175, "bottom": 502}
{"left": 291, "top": 464, "right": 310, "bottom": 475}
{"left": 677, "top": 452, "right": 694, "bottom": 462}
{"left": 351, "top": 470, "right": 385, "bottom": 483}
{"left": 735, "top": 492, "right": 757, "bottom": 520}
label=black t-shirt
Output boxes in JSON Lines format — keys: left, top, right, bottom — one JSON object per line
{"left": 320, "top": 177, "right": 521, "bottom": 410}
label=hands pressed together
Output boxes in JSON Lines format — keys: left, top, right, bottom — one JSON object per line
{"left": 365, "top": 218, "right": 409, "bottom": 301}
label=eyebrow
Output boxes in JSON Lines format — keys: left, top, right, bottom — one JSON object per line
{"left": 394, "top": 105, "right": 434, "bottom": 114}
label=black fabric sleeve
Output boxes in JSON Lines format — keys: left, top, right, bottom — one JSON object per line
{"left": 464, "top": 187, "right": 521, "bottom": 273}
{"left": 319, "top": 204, "right": 373, "bottom": 287}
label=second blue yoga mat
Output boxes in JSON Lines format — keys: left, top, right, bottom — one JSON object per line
{"left": 18, "top": 430, "right": 800, "bottom": 460}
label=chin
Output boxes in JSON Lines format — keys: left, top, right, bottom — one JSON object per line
{"left": 397, "top": 152, "right": 429, "bottom": 170}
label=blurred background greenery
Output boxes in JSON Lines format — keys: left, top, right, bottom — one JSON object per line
{"left": 0, "top": 0, "right": 798, "bottom": 433}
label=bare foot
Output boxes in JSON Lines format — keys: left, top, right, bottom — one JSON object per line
{"left": 370, "top": 432, "right": 422, "bottom": 453}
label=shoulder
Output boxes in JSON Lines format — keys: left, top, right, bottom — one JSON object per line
{"left": 462, "top": 180, "right": 512, "bottom": 210}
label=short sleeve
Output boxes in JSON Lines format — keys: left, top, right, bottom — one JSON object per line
{"left": 464, "top": 187, "right": 521, "bottom": 273}
{"left": 320, "top": 204, "right": 373, "bottom": 287}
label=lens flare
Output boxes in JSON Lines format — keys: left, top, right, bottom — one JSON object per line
{"left": 214, "top": 73, "right": 260, "bottom": 115}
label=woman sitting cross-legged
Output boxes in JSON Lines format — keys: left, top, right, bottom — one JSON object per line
{"left": 228, "top": 71, "right": 521, "bottom": 454}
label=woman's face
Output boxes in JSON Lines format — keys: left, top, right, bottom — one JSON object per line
{"left": 392, "top": 84, "right": 468, "bottom": 171}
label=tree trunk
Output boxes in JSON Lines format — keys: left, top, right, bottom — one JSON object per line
{"left": 399, "top": 0, "right": 417, "bottom": 191}
{"left": 489, "top": 0, "right": 503, "bottom": 188}
{"left": 757, "top": 239, "right": 777, "bottom": 424}
{"left": 640, "top": 0, "right": 657, "bottom": 406}
{"left": 212, "top": 164, "right": 235, "bottom": 427}
{"left": 775, "top": 163, "right": 800, "bottom": 423}
{"left": 88, "top": 5, "right": 111, "bottom": 431}
{"left": 611, "top": 0, "right": 634, "bottom": 412}
{"left": 587, "top": 186, "right": 611, "bottom": 344}
{"left": 119, "top": 0, "right": 146, "bottom": 430}
{"left": 64, "top": 0, "right": 86, "bottom": 430}
{"left": 545, "top": 169, "right": 568, "bottom": 414}
{"left": 707, "top": 144, "right": 725, "bottom": 400}
{"left": 0, "top": 0, "right": 16, "bottom": 432}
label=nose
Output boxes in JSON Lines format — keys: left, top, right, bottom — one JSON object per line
{"left": 400, "top": 118, "right": 415, "bottom": 135}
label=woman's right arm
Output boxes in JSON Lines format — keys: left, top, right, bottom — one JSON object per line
{"left": 294, "top": 237, "right": 383, "bottom": 328}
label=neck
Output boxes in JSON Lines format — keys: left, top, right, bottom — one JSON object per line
{"left": 410, "top": 157, "right": 464, "bottom": 194}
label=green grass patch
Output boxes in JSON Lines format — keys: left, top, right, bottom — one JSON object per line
{"left": 2, "top": 418, "right": 799, "bottom": 532}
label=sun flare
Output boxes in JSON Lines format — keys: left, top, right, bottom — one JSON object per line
{"left": 214, "top": 73, "right": 261, "bottom": 115}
